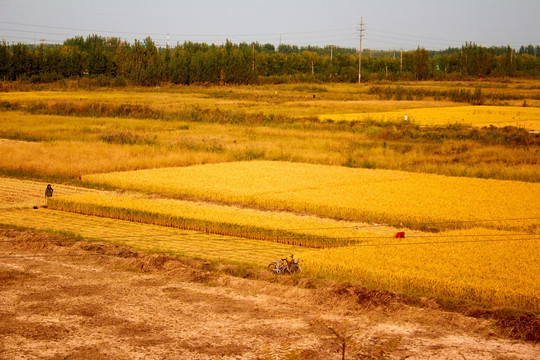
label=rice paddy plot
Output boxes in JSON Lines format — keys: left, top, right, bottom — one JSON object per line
{"left": 0, "top": 176, "right": 98, "bottom": 209}
{"left": 302, "top": 228, "right": 540, "bottom": 311}
{"left": 83, "top": 161, "right": 540, "bottom": 232}
{"left": 319, "top": 106, "right": 540, "bottom": 130}
{"left": 47, "top": 193, "right": 406, "bottom": 248}
{"left": 0, "top": 208, "right": 307, "bottom": 265}
{"left": 1, "top": 207, "right": 538, "bottom": 310}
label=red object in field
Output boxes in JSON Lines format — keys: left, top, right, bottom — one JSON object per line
{"left": 395, "top": 232, "right": 405, "bottom": 238}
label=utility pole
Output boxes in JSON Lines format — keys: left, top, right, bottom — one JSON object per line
{"left": 252, "top": 43, "right": 255, "bottom": 72}
{"left": 358, "top": 18, "right": 365, "bottom": 84}
{"left": 400, "top": 47, "right": 403, "bottom": 74}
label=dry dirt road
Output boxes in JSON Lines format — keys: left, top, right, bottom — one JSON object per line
{"left": 0, "top": 229, "right": 538, "bottom": 360}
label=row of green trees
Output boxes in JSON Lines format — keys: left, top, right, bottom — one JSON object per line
{"left": 0, "top": 35, "right": 538, "bottom": 85}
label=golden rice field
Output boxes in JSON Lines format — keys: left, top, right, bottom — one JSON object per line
{"left": 48, "top": 193, "right": 387, "bottom": 248}
{"left": 42, "top": 192, "right": 426, "bottom": 246}
{"left": 0, "top": 176, "right": 98, "bottom": 209}
{"left": 310, "top": 228, "right": 539, "bottom": 311}
{"left": 0, "top": 207, "right": 537, "bottom": 311}
{"left": 0, "top": 85, "right": 449, "bottom": 118}
{"left": 320, "top": 106, "right": 540, "bottom": 130}
{"left": 0, "top": 208, "right": 304, "bottom": 265}
{"left": 83, "top": 161, "right": 540, "bottom": 232}
{"left": 1, "top": 81, "right": 540, "bottom": 312}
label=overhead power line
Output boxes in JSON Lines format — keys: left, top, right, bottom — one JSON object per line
{"left": 1, "top": 231, "right": 537, "bottom": 243}
{"left": 0, "top": 27, "right": 69, "bottom": 37}
{"left": 1, "top": 236, "right": 539, "bottom": 260}
{"left": 287, "top": 216, "right": 540, "bottom": 232}
{"left": 0, "top": 20, "right": 355, "bottom": 39}
{"left": 0, "top": 253, "right": 111, "bottom": 259}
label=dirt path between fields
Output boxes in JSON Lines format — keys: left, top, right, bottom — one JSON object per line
{"left": 0, "top": 230, "right": 538, "bottom": 360}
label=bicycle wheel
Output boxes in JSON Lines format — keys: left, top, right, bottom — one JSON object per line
{"left": 267, "top": 262, "right": 279, "bottom": 273}
{"left": 280, "top": 266, "right": 290, "bottom": 275}
{"left": 289, "top": 265, "right": 302, "bottom": 275}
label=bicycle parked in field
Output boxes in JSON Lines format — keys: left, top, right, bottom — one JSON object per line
{"left": 267, "top": 254, "right": 302, "bottom": 275}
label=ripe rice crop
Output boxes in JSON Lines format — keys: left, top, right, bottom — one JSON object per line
{"left": 82, "top": 161, "right": 540, "bottom": 232}
{"left": 0, "top": 176, "right": 98, "bottom": 209}
{"left": 301, "top": 228, "right": 540, "bottom": 311}
{"left": 0, "top": 87, "right": 445, "bottom": 119}
{"left": 1, "top": 208, "right": 538, "bottom": 311}
{"left": 47, "top": 193, "right": 396, "bottom": 248}
{"left": 320, "top": 106, "right": 540, "bottom": 130}
{"left": 0, "top": 208, "right": 306, "bottom": 265}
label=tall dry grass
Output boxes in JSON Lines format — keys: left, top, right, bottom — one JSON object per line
{"left": 1, "top": 83, "right": 539, "bottom": 182}
{"left": 0, "top": 140, "right": 229, "bottom": 179}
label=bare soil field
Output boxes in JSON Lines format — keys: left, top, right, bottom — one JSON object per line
{"left": 1, "top": 229, "right": 538, "bottom": 360}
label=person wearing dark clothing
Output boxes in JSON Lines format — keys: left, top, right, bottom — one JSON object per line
{"left": 45, "top": 184, "right": 53, "bottom": 198}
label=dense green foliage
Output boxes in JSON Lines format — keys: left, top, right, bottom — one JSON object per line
{"left": 0, "top": 36, "right": 539, "bottom": 85}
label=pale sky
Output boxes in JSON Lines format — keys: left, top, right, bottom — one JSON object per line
{"left": 1, "top": 0, "right": 538, "bottom": 50}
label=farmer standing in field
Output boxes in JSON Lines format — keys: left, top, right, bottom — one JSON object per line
{"left": 45, "top": 184, "right": 53, "bottom": 198}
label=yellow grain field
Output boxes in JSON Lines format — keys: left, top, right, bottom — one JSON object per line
{"left": 0, "top": 176, "right": 98, "bottom": 209}
{"left": 0, "top": 208, "right": 537, "bottom": 310}
{"left": 302, "top": 228, "right": 540, "bottom": 311}
{"left": 0, "top": 87, "right": 446, "bottom": 118}
{"left": 47, "top": 192, "right": 413, "bottom": 248}
{"left": 0, "top": 139, "right": 227, "bottom": 179}
{"left": 0, "top": 208, "right": 305, "bottom": 265}
{"left": 82, "top": 161, "right": 540, "bottom": 232}
{"left": 319, "top": 106, "right": 540, "bottom": 130}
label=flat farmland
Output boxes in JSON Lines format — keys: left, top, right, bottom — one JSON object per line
{"left": 3, "top": 229, "right": 538, "bottom": 359}
{"left": 2, "top": 80, "right": 540, "bottom": 120}
{"left": 1, "top": 175, "right": 538, "bottom": 310}
{"left": 0, "top": 84, "right": 460, "bottom": 117}
{"left": 1, "top": 206, "right": 538, "bottom": 311}
{"left": 1, "top": 81, "right": 539, "bottom": 354}
{"left": 0, "top": 175, "right": 98, "bottom": 209}
{"left": 0, "top": 208, "right": 304, "bottom": 265}
{"left": 1, "top": 81, "right": 539, "bottom": 183}
{"left": 82, "top": 161, "right": 540, "bottom": 232}
{"left": 320, "top": 105, "right": 540, "bottom": 130}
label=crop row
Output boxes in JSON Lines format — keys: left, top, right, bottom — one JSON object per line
{"left": 47, "top": 193, "right": 374, "bottom": 248}
{"left": 0, "top": 208, "right": 302, "bottom": 265}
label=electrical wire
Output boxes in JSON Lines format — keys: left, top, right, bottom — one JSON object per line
{"left": 0, "top": 229, "right": 537, "bottom": 246}
{"left": 1, "top": 212, "right": 538, "bottom": 242}
{"left": 0, "top": 253, "right": 111, "bottom": 258}
{"left": 0, "top": 20, "right": 355, "bottom": 40}
{"left": 1, "top": 235, "right": 539, "bottom": 260}
{"left": 350, "top": 236, "right": 540, "bottom": 248}
{"left": 285, "top": 216, "right": 540, "bottom": 232}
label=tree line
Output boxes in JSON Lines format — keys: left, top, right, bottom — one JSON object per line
{"left": 0, "top": 35, "right": 538, "bottom": 85}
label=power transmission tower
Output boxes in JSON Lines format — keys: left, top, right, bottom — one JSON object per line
{"left": 358, "top": 18, "right": 365, "bottom": 84}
